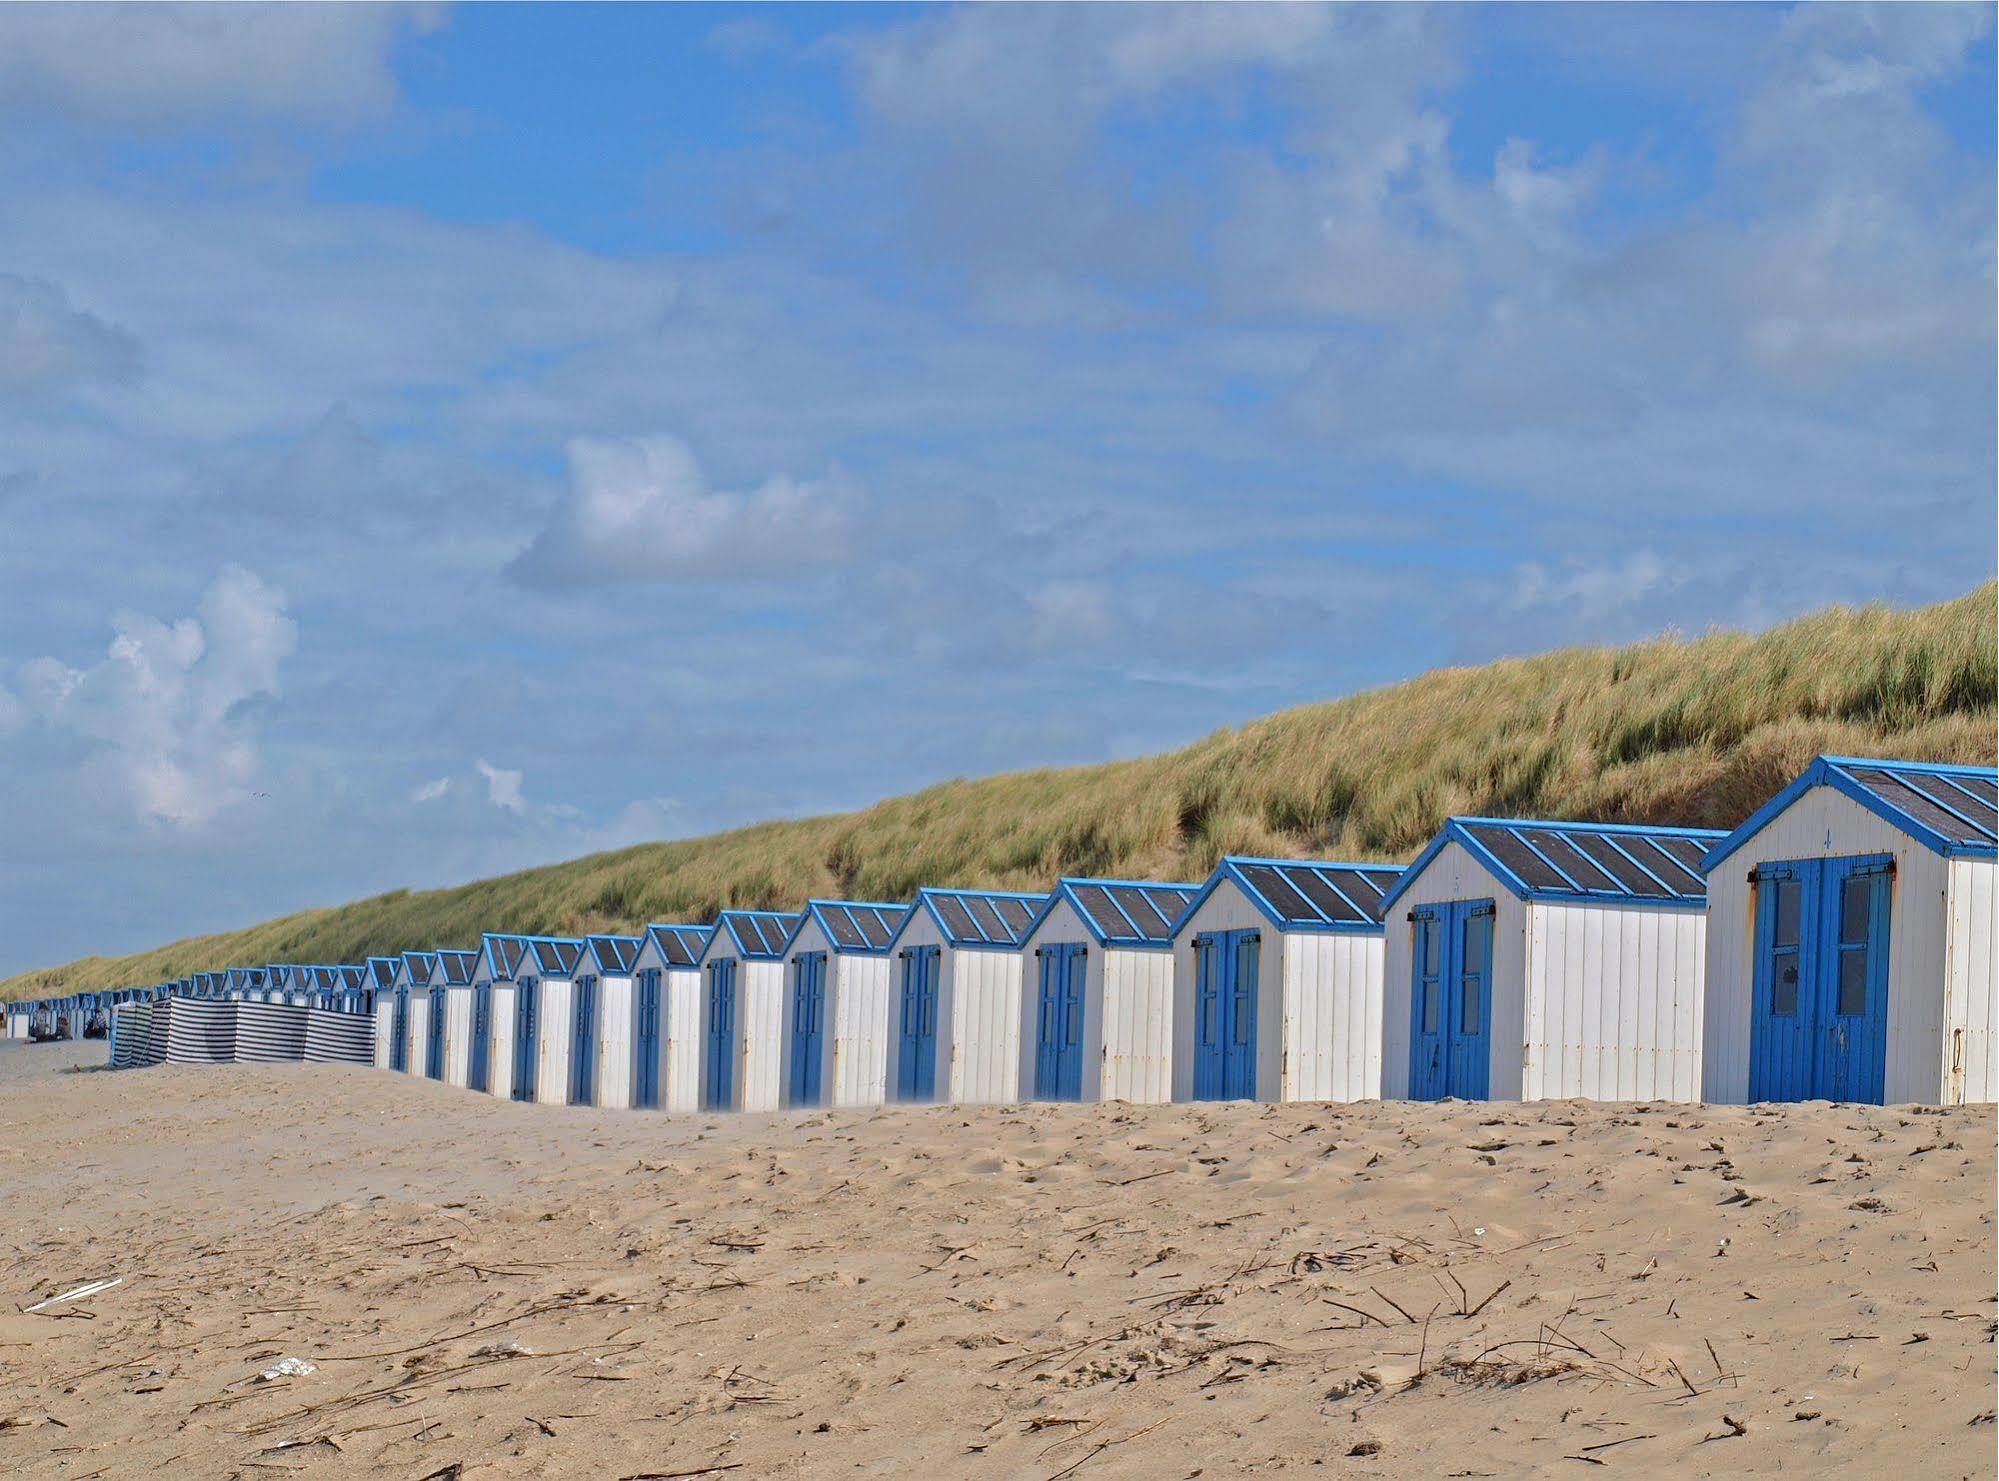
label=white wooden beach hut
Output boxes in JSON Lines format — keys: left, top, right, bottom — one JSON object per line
{"left": 780, "top": 900, "right": 910, "bottom": 1108}
{"left": 1018, "top": 878, "right": 1200, "bottom": 1104}
{"left": 1380, "top": 818, "right": 1723, "bottom": 1103}
{"left": 881, "top": 889, "right": 1047, "bottom": 1106}
{"left": 1700, "top": 756, "right": 1998, "bottom": 1106}
{"left": 575, "top": 934, "right": 642, "bottom": 1108}
{"left": 1170, "top": 857, "right": 1405, "bottom": 1103}
{"left": 521, "top": 937, "right": 586, "bottom": 1107}
{"left": 426, "top": 949, "right": 480, "bottom": 1086}
{"left": 694, "top": 911, "right": 804, "bottom": 1112}
{"left": 472, "top": 934, "right": 532, "bottom": 1100}
{"left": 367, "top": 956, "right": 401, "bottom": 1069}
{"left": 625, "top": 924, "right": 714, "bottom": 1112}
{"left": 393, "top": 951, "right": 441, "bottom": 1076}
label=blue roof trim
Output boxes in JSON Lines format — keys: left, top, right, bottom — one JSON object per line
{"left": 704, "top": 910, "right": 805, "bottom": 961}
{"left": 1027, "top": 877, "right": 1202, "bottom": 948}
{"left": 638, "top": 923, "right": 714, "bottom": 970}
{"left": 1701, "top": 755, "right": 1999, "bottom": 871}
{"left": 884, "top": 888, "right": 1048, "bottom": 951}
{"left": 796, "top": 899, "right": 912, "bottom": 956}
{"left": 1376, "top": 817, "right": 1727, "bottom": 914}
{"left": 1169, "top": 856, "right": 1406, "bottom": 938}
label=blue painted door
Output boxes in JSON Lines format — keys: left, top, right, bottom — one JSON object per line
{"left": 1192, "top": 930, "right": 1259, "bottom": 1100}
{"left": 634, "top": 970, "right": 661, "bottom": 1109}
{"left": 390, "top": 988, "right": 410, "bottom": 1072}
{"left": 425, "top": 987, "right": 447, "bottom": 1079}
{"left": 512, "top": 979, "right": 539, "bottom": 1101}
{"left": 1033, "top": 944, "right": 1087, "bottom": 1100}
{"left": 569, "top": 977, "right": 599, "bottom": 1105}
{"left": 469, "top": 985, "right": 491, "bottom": 1092}
{"left": 1406, "top": 901, "right": 1493, "bottom": 1100}
{"left": 704, "top": 961, "right": 737, "bottom": 1110}
{"left": 1750, "top": 856, "right": 1892, "bottom": 1103}
{"left": 896, "top": 946, "right": 940, "bottom": 1101}
{"left": 789, "top": 953, "right": 827, "bottom": 1107}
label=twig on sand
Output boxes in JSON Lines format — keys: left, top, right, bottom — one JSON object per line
{"left": 1041, "top": 1415, "right": 1172, "bottom": 1481}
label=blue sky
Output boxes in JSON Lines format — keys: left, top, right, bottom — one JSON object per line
{"left": 0, "top": 3, "right": 1991, "bottom": 975}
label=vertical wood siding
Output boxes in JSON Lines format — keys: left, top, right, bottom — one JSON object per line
{"left": 597, "top": 976, "right": 634, "bottom": 1110}
{"left": 487, "top": 985, "right": 517, "bottom": 1101}
{"left": 831, "top": 952, "right": 894, "bottom": 1108}
{"left": 406, "top": 994, "right": 430, "bottom": 1081}
{"left": 1280, "top": 932, "right": 1383, "bottom": 1102}
{"left": 1099, "top": 947, "right": 1175, "bottom": 1103}
{"left": 441, "top": 988, "right": 473, "bottom": 1089}
{"left": 1703, "top": 786, "right": 1951, "bottom": 1103}
{"left": 946, "top": 946, "right": 1029, "bottom": 1105}
{"left": 660, "top": 968, "right": 703, "bottom": 1113}
{"left": 735, "top": 959, "right": 786, "bottom": 1113}
{"left": 1944, "top": 858, "right": 1998, "bottom": 1104}
{"left": 372, "top": 998, "right": 395, "bottom": 1070}
{"left": 1523, "top": 902, "right": 1704, "bottom": 1101}
{"left": 534, "top": 979, "right": 573, "bottom": 1107}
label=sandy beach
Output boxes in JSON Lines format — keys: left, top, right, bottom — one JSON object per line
{"left": 0, "top": 1042, "right": 1991, "bottom": 1478}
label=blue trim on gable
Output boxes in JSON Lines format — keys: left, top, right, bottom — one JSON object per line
{"left": 1169, "top": 856, "right": 1402, "bottom": 938}
{"left": 884, "top": 888, "right": 1048, "bottom": 952}
{"left": 1028, "top": 877, "right": 1201, "bottom": 949}
{"left": 1377, "top": 817, "right": 1725, "bottom": 915}
{"left": 1702, "top": 755, "right": 1999, "bottom": 872}
{"left": 796, "top": 899, "right": 911, "bottom": 957}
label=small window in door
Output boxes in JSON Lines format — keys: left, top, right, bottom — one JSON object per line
{"left": 1836, "top": 876, "right": 1873, "bottom": 1016}
{"left": 1769, "top": 878, "right": 1801, "bottom": 1016}
{"left": 1416, "top": 919, "right": 1440, "bottom": 1033}
{"left": 1459, "top": 916, "right": 1486, "bottom": 1035}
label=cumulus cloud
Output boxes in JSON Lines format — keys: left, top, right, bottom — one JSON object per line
{"left": 475, "top": 759, "right": 527, "bottom": 814}
{"left": 0, "top": 4, "right": 440, "bottom": 127}
{"left": 10, "top": 566, "right": 296, "bottom": 826}
{"left": 508, "top": 435, "right": 863, "bottom": 586}
{"left": 0, "top": 274, "right": 141, "bottom": 392}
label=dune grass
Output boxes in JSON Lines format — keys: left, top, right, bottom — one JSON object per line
{"left": 7, "top": 585, "right": 1993, "bottom": 1000}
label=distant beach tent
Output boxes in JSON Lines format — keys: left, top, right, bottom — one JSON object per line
{"left": 883, "top": 888, "right": 1046, "bottom": 1106}
{"left": 1019, "top": 878, "right": 1199, "bottom": 1104}
{"left": 1171, "top": 857, "right": 1405, "bottom": 1104}
{"left": 627, "top": 924, "right": 714, "bottom": 1112}
{"left": 367, "top": 956, "right": 402, "bottom": 1069}
{"left": 577, "top": 934, "right": 643, "bottom": 1108}
{"left": 1380, "top": 818, "right": 1723, "bottom": 1103}
{"left": 473, "top": 934, "right": 533, "bottom": 1100}
{"left": 521, "top": 937, "right": 586, "bottom": 1107}
{"left": 1701, "top": 756, "right": 1999, "bottom": 1106}
{"left": 428, "top": 949, "right": 481, "bottom": 1086}
{"left": 780, "top": 900, "right": 910, "bottom": 1108}
{"left": 695, "top": 910, "right": 805, "bottom": 1112}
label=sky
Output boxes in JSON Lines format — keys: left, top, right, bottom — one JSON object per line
{"left": 0, "top": 3, "right": 1992, "bottom": 976}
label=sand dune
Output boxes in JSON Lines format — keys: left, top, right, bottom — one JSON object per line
{"left": 0, "top": 1042, "right": 1991, "bottom": 1477}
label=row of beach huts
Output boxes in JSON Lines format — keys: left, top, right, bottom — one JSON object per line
{"left": 12, "top": 754, "right": 1996, "bottom": 1108}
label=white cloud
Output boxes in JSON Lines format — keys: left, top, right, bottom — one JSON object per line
{"left": 508, "top": 434, "right": 863, "bottom": 586}
{"left": 475, "top": 759, "right": 526, "bottom": 814}
{"left": 11, "top": 566, "right": 296, "bottom": 826}
{"left": 0, "top": 4, "right": 440, "bottom": 127}
{"left": 410, "top": 776, "right": 452, "bottom": 804}
{"left": 0, "top": 274, "right": 141, "bottom": 391}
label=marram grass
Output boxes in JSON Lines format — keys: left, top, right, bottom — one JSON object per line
{"left": 7, "top": 586, "right": 1993, "bottom": 1000}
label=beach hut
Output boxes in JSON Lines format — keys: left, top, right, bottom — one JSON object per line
{"left": 387, "top": 951, "right": 440, "bottom": 1074}
{"left": 470, "top": 934, "right": 531, "bottom": 1098}
{"left": 1170, "top": 857, "right": 1405, "bottom": 1103}
{"left": 881, "top": 889, "right": 1047, "bottom": 1106}
{"left": 625, "top": 924, "right": 714, "bottom": 1112}
{"left": 336, "top": 964, "right": 370, "bottom": 1015}
{"left": 520, "top": 937, "right": 586, "bottom": 1107}
{"left": 1018, "top": 878, "right": 1200, "bottom": 1103}
{"left": 1379, "top": 818, "right": 1724, "bottom": 1103}
{"left": 694, "top": 911, "right": 805, "bottom": 1112}
{"left": 426, "top": 949, "right": 480, "bottom": 1086}
{"left": 779, "top": 900, "right": 911, "bottom": 1108}
{"left": 1700, "top": 756, "right": 1999, "bottom": 1106}
{"left": 367, "top": 956, "right": 402, "bottom": 1068}
{"left": 576, "top": 934, "right": 643, "bottom": 1107}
